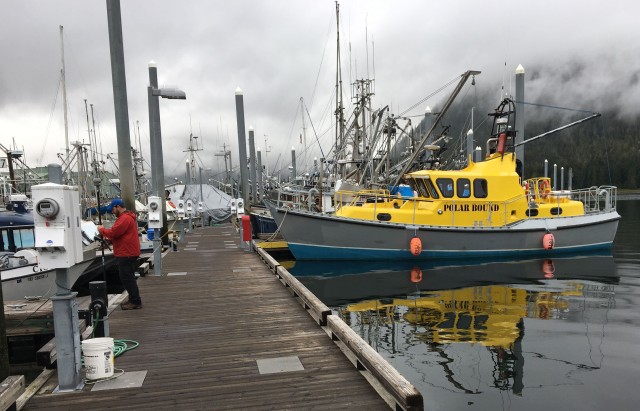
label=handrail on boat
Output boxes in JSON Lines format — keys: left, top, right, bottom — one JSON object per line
{"left": 571, "top": 185, "right": 617, "bottom": 213}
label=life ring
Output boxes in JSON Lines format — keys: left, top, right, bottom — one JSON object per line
{"left": 539, "top": 180, "right": 551, "bottom": 199}
{"left": 410, "top": 267, "right": 423, "bottom": 283}
{"left": 542, "top": 232, "right": 555, "bottom": 250}
{"left": 409, "top": 236, "right": 422, "bottom": 256}
{"left": 524, "top": 181, "right": 530, "bottom": 197}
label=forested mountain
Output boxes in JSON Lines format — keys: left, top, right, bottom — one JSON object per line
{"left": 416, "top": 95, "right": 640, "bottom": 189}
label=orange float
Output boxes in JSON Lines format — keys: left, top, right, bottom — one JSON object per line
{"left": 409, "top": 236, "right": 422, "bottom": 256}
{"left": 410, "top": 267, "right": 423, "bottom": 283}
{"left": 542, "top": 232, "right": 555, "bottom": 250}
{"left": 542, "top": 259, "right": 555, "bottom": 279}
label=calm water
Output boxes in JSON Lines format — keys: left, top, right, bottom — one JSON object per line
{"left": 288, "top": 199, "right": 640, "bottom": 411}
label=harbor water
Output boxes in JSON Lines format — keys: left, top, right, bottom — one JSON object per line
{"left": 288, "top": 199, "right": 640, "bottom": 410}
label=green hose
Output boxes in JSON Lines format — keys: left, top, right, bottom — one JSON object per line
{"left": 90, "top": 310, "right": 140, "bottom": 357}
{"left": 114, "top": 339, "right": 140, "bottom": 357}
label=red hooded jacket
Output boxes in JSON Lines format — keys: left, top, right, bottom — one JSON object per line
{"left": 98, "top": 210, "right": 140, "bottom": 257}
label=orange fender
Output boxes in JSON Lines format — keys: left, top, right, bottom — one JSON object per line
{"left": 410, "top": 267, "right": 423, "bottom": 283}
{"left": 410, "top": 236, "right": 422, "bottom": 256}
{"left": 542, "top": 233, "right": 555, "bottom": 250}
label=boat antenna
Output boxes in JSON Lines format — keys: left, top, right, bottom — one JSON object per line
{"left": 365, "top": 14, "right": 370, "bottom": 80}
{"left": 372, "top": 37, "right": 375, "bottom": 82}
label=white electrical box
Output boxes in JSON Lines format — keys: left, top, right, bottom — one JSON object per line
{"left": 177, "top": 200, "right": 185, "bottom": 218}
{"left": 197, "top": 201, "right": 204, "bottom": 213}
{"left": 230, "top": 199, "right": 237, "bottom": 214}
{"left": 147, "top": 196, "right": 162, "bottom": 229}
{"left": 32, "top": 183, "right": 84, "bottom": 269}
{"left": 186, "top": 199, "right": 194, "bottom": 216}
{"left": 236, "top": 198, "right": 245, "bottom": 216}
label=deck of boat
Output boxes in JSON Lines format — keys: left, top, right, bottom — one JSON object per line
{"left": 20, "top": 224, "right": 393, "bottom": 410}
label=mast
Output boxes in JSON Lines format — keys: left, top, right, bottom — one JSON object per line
{"left": 335, "top": 1, "right": 345, "bottom": 178}
{"left": 392, "top": 70, "right": 481, "bottom": 187}
{"left": 183, "top": 133, "right": 202, "bottom": 184}
{"left": 300, "top": 97, "right": 307, "bottom": 171}
{"left": 60, "top": 26, "right": 70, "bottom": 175}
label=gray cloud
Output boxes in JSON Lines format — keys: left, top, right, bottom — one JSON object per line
{"left": 2, "top": 0, "right": 638, "bottom": 177}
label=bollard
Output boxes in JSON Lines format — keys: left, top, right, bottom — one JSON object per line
{"left": 89, "top": 281, "right": 109, "bottom": 338}
{"left": 241, "top": 215, "right": 252, "bottom": 251}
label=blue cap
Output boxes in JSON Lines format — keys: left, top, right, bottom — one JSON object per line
{"left": 110, "top": 198, "right": 125, "bottom": 208}
{"left": 108, "top": 198, "right": 125, "bottom": 213}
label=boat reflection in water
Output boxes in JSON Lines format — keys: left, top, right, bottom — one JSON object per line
{"left": 286, "top": 253, "right": 618, "bottom": 404}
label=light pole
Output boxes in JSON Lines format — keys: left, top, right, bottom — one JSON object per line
{"left": 147, "top": 61, "right": 186, "bottom": 276}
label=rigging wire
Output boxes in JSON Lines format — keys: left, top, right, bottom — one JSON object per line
{"left": 39, "top": 73, "right": 62, "bottom": 165}
{"left": 399, "top": 75, "right": 461, "bottom": 117}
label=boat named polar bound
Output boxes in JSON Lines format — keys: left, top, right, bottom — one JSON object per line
{"left": 267, "top": 98, "right": 620, "bottom": 260}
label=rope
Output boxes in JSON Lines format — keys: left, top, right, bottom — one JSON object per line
{"left": 514, "top": 100, "right": 597, "bottom": 115}
{"left": 264, "top": 207, "right": 289, "bottom": 243}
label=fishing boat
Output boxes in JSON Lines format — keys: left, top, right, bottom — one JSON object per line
{"left": 266, "top": 98, "right": 620, "bottom": 260}
{"left": 0, "top": 201, "right": 115, "bottom": 301}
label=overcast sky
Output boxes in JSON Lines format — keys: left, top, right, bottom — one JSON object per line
{"left": 2, "top": 0, "right": 639, "bottom": 181}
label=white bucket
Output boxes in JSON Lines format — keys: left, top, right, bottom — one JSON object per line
{"left": 82, "top": 337, "right": 115, "bottom": 380}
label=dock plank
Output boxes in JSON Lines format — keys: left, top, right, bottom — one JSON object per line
{"left": 21, "top": 224, "right": 394, "bottom": 410}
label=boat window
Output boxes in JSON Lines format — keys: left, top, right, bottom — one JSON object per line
{"left": 14, "top": 228, "right": 35, "bottom": 249}
{"left": 436, "top": 178, "right": 454, "bottom": 198}
{"left": 457, "top": 178, "right": 471, "bottom": 198}
{"left": 1, "top": 230, "right": 8, "bottom": 252}
{"left": 473, "top": 179, "right": 488, "bottom": 198}
{"left": 411, "top": 178, "right": 430, "bottom": 198}
{"left": 425, "top": 179, "right": 439, "bottom": 199}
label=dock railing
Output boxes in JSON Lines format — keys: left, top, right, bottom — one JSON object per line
{"left": 255, "top": 245, "right": 424, "bottom": 411}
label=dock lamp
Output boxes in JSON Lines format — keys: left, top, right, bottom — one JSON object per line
{"left": 151, "top": 87, "right": 186, "bottom": 100}
{"left": 147, "top": 61, "right": 187, "bottom": 276}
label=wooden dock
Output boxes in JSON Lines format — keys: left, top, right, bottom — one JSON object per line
{"left": 19, "top": 224, "right": 422, "bottom": 410}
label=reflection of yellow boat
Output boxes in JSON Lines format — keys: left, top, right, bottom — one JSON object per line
{"left": 291, "top": 253, "right": 617, "bottom": 307}
{"left": 345, "top": 282, "right": 589, "bottom": 349}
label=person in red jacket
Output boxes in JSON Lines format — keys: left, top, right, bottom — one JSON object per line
{"left": 98, "top": 198, "right": 142, "bottom": 310}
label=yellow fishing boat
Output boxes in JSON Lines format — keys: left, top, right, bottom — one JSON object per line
{"left": 267, "top": 98, "right": 620, "bottom": 260}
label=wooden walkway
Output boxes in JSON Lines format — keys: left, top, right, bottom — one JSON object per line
{"left": 21, "top": 224, "right": 395, "bottom": 410}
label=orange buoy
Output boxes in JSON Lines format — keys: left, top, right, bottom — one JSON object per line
{"left": 409, "top": 236, "right": 422, "bottom": 256}
{"left": 542, "top": 259, "right": 555, "bottom": 279}
{"left": 542, "top": 232, "right": 555, "bottom": 250}
{"left": 410, "top": 267, "right": 423, "bottom": 283}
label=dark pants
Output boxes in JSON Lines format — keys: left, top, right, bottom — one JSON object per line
{"left": 117, "top": 256, "right": 141, "bottom": 305}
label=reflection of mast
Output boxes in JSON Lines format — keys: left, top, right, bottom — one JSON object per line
{"left": 490, "top": 318, "right": 524, "bottom": 395}
{"left": 433, "top": 347, "right": 481, "bottom": 394}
